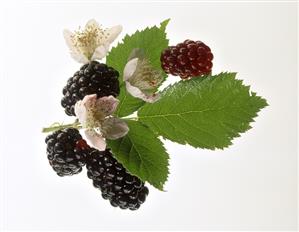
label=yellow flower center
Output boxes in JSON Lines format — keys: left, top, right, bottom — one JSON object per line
{"left": 71, "top": 24, "right": 110, "bottom": 59}
{"left": 129, "top": 58, "right": 163, "bottom": 92}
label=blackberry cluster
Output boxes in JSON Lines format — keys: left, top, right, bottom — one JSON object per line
{"left": 86, "top": 148, "right": 149, "bottom": 210}
{"left": 45, "top": 128, "right": 90, "bottom": 176}
{"left": 61, "top": 61, "right": 120, "bottom": 116}
{"left": 161, "top": 39, "right": 213, "bottom": 79}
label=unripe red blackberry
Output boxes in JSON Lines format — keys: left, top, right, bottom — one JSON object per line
{"left": 45, "top": 128, "right": 90, "bottom": 176}
{"left": 86, "top": 148, "right": 149, "bottom": 210}
{"left": 161, "top": 39, "right": 213, "bottom": 79}
{"left": 61, "top": 61, "right": 120, "bottom": 116}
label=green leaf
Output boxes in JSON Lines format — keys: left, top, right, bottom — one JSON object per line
{"left": 107, "top": 120, "right": 169, "bottom": 190}
{"left": 114, "top": 90, "right": 145, "bottom": 118}
{"left": 106, "top": 19, "right": 170, "bottom": 117}
{"left": 138, "top": 73, "right": 268, "bottom": 149}
{"left": 160, "top": 18, "right": 170, "bottom": 31}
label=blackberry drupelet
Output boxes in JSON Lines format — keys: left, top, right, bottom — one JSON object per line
{"left": 161, "top": 39, "right": 213, "bottom": 79}
{"left": 61, "top": 61, "right": 120, "bottom": 116}
{"left": 86, "top": 148, "right": 149, "bottom": 210}
{"left": 45, "top": 128, "right": 89, "bottom": 176}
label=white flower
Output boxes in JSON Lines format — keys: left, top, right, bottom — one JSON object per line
{"left": 75, "top": 94, "right": 128, "bottom": 151}
{"left": 123, "top": 50, "right": 164, "bottom": 103}
{"left": 63, "top": 19, "right": 122, "bottom": 63}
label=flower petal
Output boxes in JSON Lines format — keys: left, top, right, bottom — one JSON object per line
{"left": 101, "top": 117, "right": 129, "bottom": 140}
{"left": 63, "top": 29, "right": 89, "bottom": 64}
{"left": 125, "top": 81, "right": 160, "bottom": 103}
{"left": 82, "top": 94, "right": 97, "bottom": 108}
{"left": 127, "top": 48, "right": 145, "bottom": 61}
{"left": 74, "top": 101, "right": 87, "bottom": 125}
{"left": 123, "top": 58, "right": 138, "bottom": 81}
{"left": 105, "top": 25, "right": 122, "bottom": 44}
{"left": 85, "top": 18, "right": 100, "bottom": 28}
{"left": 74, "top": 94, "right": 97, "bottom": 126}
{"left": 95, "top": 95, "right": 119, "bottom": 118}
{"left": 85, "top": 129, "right": 106, "bottom": 151}
{"left": 63, "top": 29, "right": 75, "bottom": 49}
{"left": 64, "top": 20, "right": 122, "bottom": 63}
{"left": 91, "top": 44, "right": 109, "bottom": 61}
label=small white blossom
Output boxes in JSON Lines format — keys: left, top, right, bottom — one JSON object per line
{"left": 123, "top": 51, "right": 163, "bottom": 103}
{"left": 75, "top": 94, "right": 128, "bottom": 151}
{"left": 63, "top": 19, "right": 122, "bottom": 63}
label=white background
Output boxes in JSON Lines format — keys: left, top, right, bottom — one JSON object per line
{"left": 0, "top": 1, "right": 297, "bottom": 231}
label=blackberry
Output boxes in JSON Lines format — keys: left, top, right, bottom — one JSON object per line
{"left": 161, "top": 39, "right": 213, "bottom": 79}
{"left": 45, "top": 128, "right": 89, "bottom": 176}
{"left": 61, "top": 61, "right": 120, "bottom": 116}
{"left": 86, "top": 148, "right": 149, "bottom": 210}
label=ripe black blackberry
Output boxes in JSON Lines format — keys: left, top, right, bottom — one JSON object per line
{"left": 45, "top": 128, "right": 90, "bottom": 176}
{"left": 86, "top": 148, "right": 149, "bottom": 210}
{"left": 61, "top": 61, "right": 120, "bottom": 116}
{"left": 161, "top": 39, "right": 213, "bottom": 79}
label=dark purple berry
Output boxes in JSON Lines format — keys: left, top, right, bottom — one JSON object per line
{"left": 45, "top": 128, "right": 89, "bottom": 176}
{"left": 61, "top": 61, "right": 120, "bottom": 116}
{"left": 86, "top": 148, "right": 149, "bottom": 210}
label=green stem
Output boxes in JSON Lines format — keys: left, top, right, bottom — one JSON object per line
{"left": 42, "top": 120, "right": 82, "bottom": 133}
{"left": 42, "top": 116, "right": 139, "bottom": 133}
